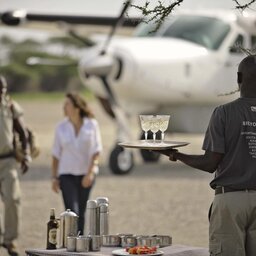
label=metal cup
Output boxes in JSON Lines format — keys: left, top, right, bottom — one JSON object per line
{"left": 102, "top": 235, "right": 120, "bottom": 247}
{"left": 152, "top": 235, "right": 172, "bottom": 247}
{"left": 66, "top": 236, "right": 76, "bottom": 252}
{"left": 76, "top": 236, "right": 91, "bottom": 252}
{"left": 120, "top": 235, "right": 137, "bottom": 248}
{"left": 90, "top": 235, "right": 102, "bottom": 251}
{"left": 136, "top": 236, "right": 160, "bottom": 247}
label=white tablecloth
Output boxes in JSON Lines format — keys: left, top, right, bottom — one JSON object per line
{"left": 25, "top": 245, "right": 209, "bottom": 256}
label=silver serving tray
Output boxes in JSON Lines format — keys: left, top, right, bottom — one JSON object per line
{"left": 118, "top": 140, "right": 189, "bottom": 150}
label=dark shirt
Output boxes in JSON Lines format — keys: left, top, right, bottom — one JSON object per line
{"left": 203, "top": 97, "right": 256, "bottom": 189}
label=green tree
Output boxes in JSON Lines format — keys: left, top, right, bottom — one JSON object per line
{"left": 0, "top": 35, "right": 83, "bottom": 92}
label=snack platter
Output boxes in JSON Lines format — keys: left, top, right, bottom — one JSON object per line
{"left": 118, "top": 140, "right": 189, "bottom": 150}
{"left": 112, "top": 249, "right": 164, "bottom": 256}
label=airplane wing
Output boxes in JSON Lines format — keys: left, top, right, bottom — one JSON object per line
{"left": 0, "top": 10, "right": 142, "bottom": 27}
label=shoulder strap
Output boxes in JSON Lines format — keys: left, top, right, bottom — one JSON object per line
{"left": 8, "top": 98, "right": 19, "bottom": 137}
{"left": 7, "top": 96, "right": 15, "bottom": 119}
{"left": 10, "top": 103, "right": 15, "bottom": 119}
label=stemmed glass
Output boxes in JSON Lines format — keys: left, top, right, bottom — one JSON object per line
{"left": 150, "top": 116, "right": 161, "bottom": 142}
{"left": 157, "top": 115, "right": 170, "bottom": 141}
{"left": 139, "top": 115, "right": 153, "bottom": 140}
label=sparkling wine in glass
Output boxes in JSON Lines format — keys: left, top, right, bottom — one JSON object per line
{"left": 157, "top": 115, "right": 170, "bottom": 141}
{"left": 139, "top": 115, "right": 153, "bottom": 140}
{"left": 150, "top": 116, "right": 161, "bottom": 141}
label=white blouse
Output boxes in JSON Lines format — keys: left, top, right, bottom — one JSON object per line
{"left": 52, "top": 117, "right": 102, "bottom": 176}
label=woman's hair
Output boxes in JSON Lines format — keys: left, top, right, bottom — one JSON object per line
{"left": 66, "top": 92, "right": 95, "bottom": 118}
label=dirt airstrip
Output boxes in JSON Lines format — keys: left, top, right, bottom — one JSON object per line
{"left": 0, "top": 98, "right": 212, "bottom": 256}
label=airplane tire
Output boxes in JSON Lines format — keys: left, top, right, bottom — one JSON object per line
{"left": 109, "top": 145, "right": 134, "bottom": 175}
{"left": 140, "top": 149, "right": 160, "bottom": 162}
{"left": 140, "top": 131, "right": 161, "bottom": 162}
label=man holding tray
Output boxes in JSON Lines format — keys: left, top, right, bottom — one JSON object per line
{"left": 153, "top": 55, "right": 256, "bottom": 256}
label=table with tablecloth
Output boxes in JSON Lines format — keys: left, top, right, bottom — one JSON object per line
{"left": 25, "top": 244, "right": 209, "bottom": 256}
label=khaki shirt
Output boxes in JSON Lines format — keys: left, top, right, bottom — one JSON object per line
{"left": 0, "top": 98, "right": 23, "bottom": 155}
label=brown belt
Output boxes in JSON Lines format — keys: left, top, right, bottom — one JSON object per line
{"left": 0, "top": 151, "right": 15, "bottom": 159}
{"left": 215, "top": 186, "right": 256, "bottom": 195}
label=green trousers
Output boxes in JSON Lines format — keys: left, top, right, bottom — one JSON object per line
{"left": 209, "top": 191, "right": 256, "bottom": 256}
{"left": 0, "top": 158, "right": 21, "bottom": 245}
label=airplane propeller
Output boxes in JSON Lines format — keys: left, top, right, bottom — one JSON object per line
{"left": 75, "top": 0, "right": 136, "bottom": 175}
{"left": 80, "top": 0, "right": 133, "bottom": 79}
{"left": 100, "top": 0, "right": 132, "bottom": 55}
{"left": 79, "top": 0, "right": 133, "bottom": 103}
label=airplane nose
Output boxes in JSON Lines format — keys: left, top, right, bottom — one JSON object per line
{"left": 79, "top": 53, "right": 114, "bottom": 77}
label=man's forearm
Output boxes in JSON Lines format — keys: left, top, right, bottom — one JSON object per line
{"left": 174, "top": 152, "right": 217, "bottom": 173}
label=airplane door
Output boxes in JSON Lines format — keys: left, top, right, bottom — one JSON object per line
{"left": 219, "top": 34, "right": 246, "bottom": 93}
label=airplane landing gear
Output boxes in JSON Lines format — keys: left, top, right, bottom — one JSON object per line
{"left": 109, "top": 145, "right": 134, "bottom": 175}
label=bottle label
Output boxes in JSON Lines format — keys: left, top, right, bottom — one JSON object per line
{"left": 48, "top": 228, "right": 57, "bottom": 245}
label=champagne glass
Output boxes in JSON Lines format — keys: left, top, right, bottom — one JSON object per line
{"left": 157, "top": 115, "right": 170, "bottom": 141}
{"left": 139, "top": 115, "right": 153, "bottom": 140}
{"left": 150, "top": 116, "right": 161, "bottom": 142}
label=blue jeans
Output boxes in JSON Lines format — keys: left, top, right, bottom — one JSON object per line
{"left": 59, "top": 174, "right": 94, "bottom": 234}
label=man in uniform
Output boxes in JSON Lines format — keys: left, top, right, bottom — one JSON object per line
{"left": 0, "top": 75, "right": 30, "bottom": 256}
{"left": 154, "top": 55, "right": 256, "bottom": 256}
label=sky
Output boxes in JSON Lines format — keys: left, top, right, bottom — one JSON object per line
{"left": 0, "top": 0, "right": 251, "bottom": 16}
{"left": 0, "top": 0, "right": 130, "bottom": 16}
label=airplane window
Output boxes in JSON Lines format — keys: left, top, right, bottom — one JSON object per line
{"left": 161, "top": 15, "right": 230, "bottom": 50}
{"left": 251, "top": 35, "right": 256, "bottom": 50}
{"left": 229, "top": 35, "right": 244, "bottom": 53}
{"left": 133, "top": 21, "right": 158, "bottom": 37}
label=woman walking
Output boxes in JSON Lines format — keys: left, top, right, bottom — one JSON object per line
{"left": 51, "top": 92, "right": 102, "bottom": 234}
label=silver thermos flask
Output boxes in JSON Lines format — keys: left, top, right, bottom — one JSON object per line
{"left": 96, "top": 197, "right": 109, "bottom": 235}
{"left": 59, "top": 209, "right": 78, "bottom": 248}
{"left": 99, "top": 203, "right": 109, "bottom": 235}
{"left": 85, "top": 200, "right": 97, "bottom": 235}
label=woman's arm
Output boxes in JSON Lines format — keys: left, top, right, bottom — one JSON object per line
{"left": 51, "top": 156, "right": 60, "bottom": 193}
{"left": 82, "top": 152, "right": 100, "bottom": 188}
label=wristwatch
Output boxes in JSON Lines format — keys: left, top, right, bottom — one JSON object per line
{"left": 24, "top": 153, "right": 32, "bottom": 163}
{"left": 93, "top": 159, "right": 99, "bottom": 165}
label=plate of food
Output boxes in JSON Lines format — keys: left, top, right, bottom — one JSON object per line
{"left": 118, "top": 140, "right": 189, "bottom": 150}
{"left": 112, "top": 246, "right": 164, "bottom": 256}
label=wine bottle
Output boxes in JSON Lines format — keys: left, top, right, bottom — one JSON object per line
{"left": 46, "top": 208, "right": 58, "bottom": 249}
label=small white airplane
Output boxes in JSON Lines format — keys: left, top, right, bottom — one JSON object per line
{"left": 1, "top": 2, "right": 255, "bottom": 174}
